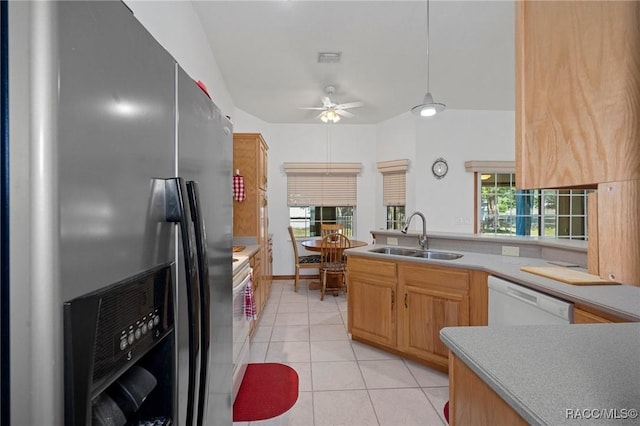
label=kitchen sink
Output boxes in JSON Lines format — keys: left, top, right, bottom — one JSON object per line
{"left": 368, "top": 247, "right": 463, "bottom": 260}
{"left": 368, "top": 247, "right": 421, "bottom": 256}
{"left": 410, "top": 251, "right": 463, "bottom": 260}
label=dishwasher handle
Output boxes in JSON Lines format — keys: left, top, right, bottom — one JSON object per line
{"left": 506, "top": 286, "right": 538, "bottom": 306}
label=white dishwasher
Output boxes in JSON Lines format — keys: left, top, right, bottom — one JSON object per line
{"left": 488, "top": 276, "right": 573, "bottom": 325}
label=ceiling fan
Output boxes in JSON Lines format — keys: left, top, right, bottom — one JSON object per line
{"left": 300, "top": 85, "right": 363, "bottom": 123}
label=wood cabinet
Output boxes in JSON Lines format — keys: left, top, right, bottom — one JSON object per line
{"left": 516, "top": 2, "right": 640, "bottom": 286}
{"left": 593, "top": 180, "right": 640, "bottom": 285}
{"left": 449, "top": 353, "right": 528, "bottom": 426}
{"left": 573, "top": 305, "right": 627, "bottom": 324}
{"left": 516, "top": 1, "right": 640, "bottom": 189}
{"left": 347, "top": 257, "right": 397, "bottom": 348}
{"left": 398, "top": 264, "right": 470, "bottom": 370}
{"left": 233, "top": 133, "right": 271, "bottom": 325}
{"left": 347, "top": 255, "right": 487, "bottom": 371}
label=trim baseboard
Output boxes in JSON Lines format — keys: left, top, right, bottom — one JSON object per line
{"left": 273, "top": 274, "right": 319, "bottom": 280}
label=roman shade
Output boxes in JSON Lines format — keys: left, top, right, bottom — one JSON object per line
{"left": 377, "top": 159, "right": 409, "bottom": 206}
{"left": 284, "top": 162, "right": 362, "bottom": 207}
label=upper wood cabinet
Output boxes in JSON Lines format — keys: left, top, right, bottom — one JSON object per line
{"left": 516, "top": 1, "right": 640, "bottom": 189}
{"left": 233, "top": 133, "right": 269, "bottom": 239}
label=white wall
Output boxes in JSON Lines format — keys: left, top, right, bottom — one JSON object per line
{"left": 124, "top": 0, "right": 234, "bottom": 118}
{"left": 375, "top": 112, "right": 418, "bottom": 229}
{"left": 413, "top": 109, "right": 515, "bottom": 233}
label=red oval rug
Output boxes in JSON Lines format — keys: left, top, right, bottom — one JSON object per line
{"left": 233, "top": 363, "right": 299, "bottom": 422}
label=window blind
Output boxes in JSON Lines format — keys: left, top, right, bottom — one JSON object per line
{"left": 377, "top": 159, "right": 408, "bottom": 206}
{"left": 284, "top": 162, "right": 362, "bottom": 207}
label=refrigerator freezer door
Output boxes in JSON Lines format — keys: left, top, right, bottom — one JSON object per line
{"left": 58, "top": 1, "right": 176, "bottom": 301}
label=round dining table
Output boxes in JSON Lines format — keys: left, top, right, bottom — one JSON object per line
{"left": 301, "top": 238, "right": 368, "bottom": 252}
{"left": 301, "top": 238, "right": 368, "bottom": 291}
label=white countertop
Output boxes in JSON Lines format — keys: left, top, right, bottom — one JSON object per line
{"left": 232, "top": 244, "right": 260, "bottom": 276}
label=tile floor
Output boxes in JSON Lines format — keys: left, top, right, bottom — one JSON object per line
{"left": 233, "top": 279, "right": 449, "bottom": 426}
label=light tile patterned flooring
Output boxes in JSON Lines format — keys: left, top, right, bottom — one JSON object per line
{"left": 233, "top": 279, "right": 449, "bottom": 426}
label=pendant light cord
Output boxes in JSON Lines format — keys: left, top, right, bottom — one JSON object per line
{"left": 426, "top": 0, "right": 431, "bottom": 93}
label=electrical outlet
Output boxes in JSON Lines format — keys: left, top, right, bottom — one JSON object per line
{"left": 501, "top": 246, "right": 520, "bottom": 257}
{"left": 387, "top": 237, "right": 398, "bottom": 246}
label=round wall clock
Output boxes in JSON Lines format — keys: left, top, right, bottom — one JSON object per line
{"left": 431, "top": 158, "right": 448, "bottom": 179}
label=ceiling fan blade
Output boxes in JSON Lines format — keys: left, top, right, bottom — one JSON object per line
{"left": 335, "top": 109, "right": 354, "bottom": 118}
{"left": 335, "top": 101, "right": 363, "bottom": 110}
{"left": 314, "top": 111, "right": 326, "bottom": 119}
{"left": 321, "top": 96, "right": 333, "bottom": 108}
{"left": 299, "top": 107, "right": 326, "bottom": 110}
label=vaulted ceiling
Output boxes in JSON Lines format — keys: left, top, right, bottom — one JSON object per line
{"left": 193, "top": 1, "right": 515, "bottom": 124}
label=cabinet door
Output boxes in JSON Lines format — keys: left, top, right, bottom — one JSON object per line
{"left": 258, "top": 140, "right": 268, "bottom": 190}
{"left": 516, "top": 1, "right": 640, "bottom": 188}
{"left": 348, "top": 272, "right": 396, "bottom": 348}
{"left": 399, "top": 285, "right": 469, "bottom": 367}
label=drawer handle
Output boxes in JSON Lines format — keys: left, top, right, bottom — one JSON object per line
{"left": 404, "top": 293, "right": 408, "bottom": 308}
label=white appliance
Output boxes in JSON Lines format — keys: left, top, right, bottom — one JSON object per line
{"left": 488, "top": 276, "right": 573, "bottom": 325}
{"left": 232, "top": 258, "right": 252, "bottom": 401}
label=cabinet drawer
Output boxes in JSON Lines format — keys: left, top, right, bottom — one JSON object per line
{"left": 348, "top": 256, "right": 396, "bottom": 278}
{"left": 399, "top": 263, "right": 469, "bottom": 292}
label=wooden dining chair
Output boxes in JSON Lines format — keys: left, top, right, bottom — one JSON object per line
{"left": 320, "top": 223, "right": 344, "bottom": 237}
{"left": 319, "top": 233, "right": 351, "bottom": 300}
{"left": 287, "top": 226, "right": 321, "bottom": 292}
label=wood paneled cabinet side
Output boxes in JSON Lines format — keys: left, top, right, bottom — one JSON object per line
{"left": 347, "top": 257, "right": 397, "bottom": 348}
{"left": 516, "top": 1, "right": 640, "bottom": 189}
{"left": 449, "top": 354, "right": 529, "bottom": 426}
{"left": 573, "top": 304, "right": 629, "bottom": 324}
{"left": 398, "top": 264, "right": 470, "bottom": 370}
{"left": 248, "top": 251, "right": 261, "bottom": 335}
{"left": 595, "top": 180, "right": 640, "bottom": 286}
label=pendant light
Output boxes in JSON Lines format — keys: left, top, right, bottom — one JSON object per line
{"left": 411, "top": 0, "right": 445, "bottom": 117}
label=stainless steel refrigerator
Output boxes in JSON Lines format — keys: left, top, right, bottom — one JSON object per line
{"left": 2, "top": 1, "right": 233, "bottom": 425}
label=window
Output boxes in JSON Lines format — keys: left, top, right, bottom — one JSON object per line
{"left": 377, "top": 159, "right": 408, "bottom": 230}
{"left": 479, "top": 173, "right": 591, "bottom": 239}
{"left": 386, "top": 206, "right": 406, "bottom": 231}
{"left": 289, "top": 206, "right": 354, "bottom": 237}
{"left": 465, "top": 161, "right": 591, "bottom": 240}
{"left": 285, "top": 162, "right": 361, "bottom": 238}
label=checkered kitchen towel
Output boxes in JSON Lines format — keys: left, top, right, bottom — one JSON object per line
{"left": 233, "top": 174, "right": 246, "bottom": 202}
{"left": 244, "top": 270, "right": 257, "bottom": 321}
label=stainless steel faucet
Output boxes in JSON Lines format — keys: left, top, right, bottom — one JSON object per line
{"left": 401, "top": 211, "right": 428, "bottom": 249}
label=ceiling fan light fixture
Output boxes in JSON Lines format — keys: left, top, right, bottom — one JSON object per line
{"left": 411, "top": 92, "right": 446, "bottom": 117}
{"left": 321, "top": 109, "right": 340, "bottom": 123}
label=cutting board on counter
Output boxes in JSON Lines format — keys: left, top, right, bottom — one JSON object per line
{"left": 520, "top": 266, "right": 620, "bottom": 285}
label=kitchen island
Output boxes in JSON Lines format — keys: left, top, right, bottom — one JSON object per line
{"left": 440, "top": 323, "right": 640, "bottom": 425}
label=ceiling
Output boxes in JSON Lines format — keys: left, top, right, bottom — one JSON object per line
{"left": 193, "top": 1, "right": 515, "bottom": 125}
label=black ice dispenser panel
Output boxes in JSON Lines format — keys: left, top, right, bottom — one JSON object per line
{"left": 64, "top": 264, "right": 175, "bottom": 426}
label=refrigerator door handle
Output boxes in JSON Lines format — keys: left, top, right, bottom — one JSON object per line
{"left": 186, "top": 181, "right": 210, "bottom": 426}
{"left": 165, "top": 177, "right": 200, "bottom": 426}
